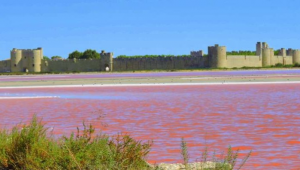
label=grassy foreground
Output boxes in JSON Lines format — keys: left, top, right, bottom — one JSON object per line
{"left": 0, "top": 116, "right": 251, "bottom": 170}
{"left": 0, "top": 116, "right": 152, "bottom": 170}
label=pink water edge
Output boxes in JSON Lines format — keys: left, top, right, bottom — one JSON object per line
{"left": 0, "top": 84, "right": 300, "bottom": 169}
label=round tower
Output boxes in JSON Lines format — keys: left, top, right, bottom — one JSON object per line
{"left": 293, "top": 50, "right": 300, "bottom": 64}
{"left": 32, "top": 49, "right": 42, "bottom": 72}
{"left": 256, "top": 42, "right": 262, "bottom": 56}
{"left": 11, "top": 49, "right": 22, "bottom": 72}
{"left": 216, "top": 46, "right": 227, "bottom": 68}
{"left": 262, "top": 48, "right": 271, "bottom": 67}
{"left": 37, "top": 47, "right": 43, "bottom": 59}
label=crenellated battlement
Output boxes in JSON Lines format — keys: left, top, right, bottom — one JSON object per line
{"left": 1, "top": 42, "right": 300, "bottom": 73}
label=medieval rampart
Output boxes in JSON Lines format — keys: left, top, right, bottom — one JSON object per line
{"left": 113, "top": 56, "right": 208, "bottom": 71}
{"left": 1, "top": 42, "right": 300, "bottom": 73}
{"left": 42, "top": 59, "right": 102, "bottom": 72}
{"left": 225, "top": 55, "right": 261, "bottom": 68}
{"left": 0, "top": 60, "right": 11, "bottom": 72}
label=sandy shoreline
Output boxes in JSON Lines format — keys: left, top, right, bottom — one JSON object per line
{"left": 0, "top": 81, "right": 300, "bottom": 89}
{"left": 1, "top": 69, "right": 300, "bottom": 88}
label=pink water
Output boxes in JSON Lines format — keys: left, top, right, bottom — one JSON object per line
{"left": 0, "top": 84, "right": 300, "bottom": 169}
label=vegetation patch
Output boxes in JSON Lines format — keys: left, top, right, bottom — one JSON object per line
{"left": 116, "top": 55, "right": 191, "bottom": 59}
{"left": 0, "top": 115, "right": 152, "bottom": 170}
{"left": 226, "top": 51, "right": 256, "bottom": 56}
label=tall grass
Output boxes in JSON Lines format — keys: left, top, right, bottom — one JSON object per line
{"left": 0, "top": 115, "right": 152, "bottom": 170}
{"left": 179, "top": 138, "right": 251, "bottom": 170}
{"left": 181, "top": 137, "right": 190, "bottom": 170}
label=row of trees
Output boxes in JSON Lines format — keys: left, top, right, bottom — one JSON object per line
{"left": 43, "top": 49, "right": 101, "bottom": 61}
{"left": 227, "top": 49, "right": 283, "bottom": 56}
{"left": 274, "top": 50, "right": 280, "bottom": 55}
{"left": 116, "top": 55, "right": 191, "bottom": 59}
{"left": 68, "top": 49, "right": 100, "bottom": 59}
{"left": 226, "top": 51, "right": 256, "bottom": 56}
{"left": 43, "top": 56, "right": 63, "bottom": 61}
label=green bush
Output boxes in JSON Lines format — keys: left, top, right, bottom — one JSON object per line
{"left": 274, "top": 63, "right": 283, "bottom": 67}
{"left": 0, "top": 115, "right": 152, "bottom": 170}
{"left": 293, "top": 63, "right": 300, "bottom": 67}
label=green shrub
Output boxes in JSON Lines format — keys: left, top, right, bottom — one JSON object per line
{"left": 274, "top": 63, "right": 283, "bottom": 67}
{"left": 293, "top": 63, "right": 300, "bottom": 67}
{"left": 0, "top": 115, "right": 152, "bottom": 170}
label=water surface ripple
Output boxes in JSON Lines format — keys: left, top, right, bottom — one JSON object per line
{"left": 0, "top": 84, "right": 299, "bottom": 169}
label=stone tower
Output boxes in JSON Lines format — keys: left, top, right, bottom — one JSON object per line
{"left": 209, "top": 44, "right": 226, "bottom": 68}
{"left": 10, "top": 48, "right": 43, "bottom": 73}
{"left": 293, "top": 50, "right": 300, "bottom": 64}
{"left": 262, "top": 48, "right": 273, "bottom": 67}
{"left": 100, "top": 50, "right": 113, "bottom": 71}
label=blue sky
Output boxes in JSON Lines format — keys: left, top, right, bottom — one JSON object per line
{"left": 0, "top": 0, "right": 299, "bottom": 59}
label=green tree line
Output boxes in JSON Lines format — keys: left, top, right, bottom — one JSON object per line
{"left": 43, "top": 56, "right": 63, "bottom": 60}
{"left": 227, "top": 49, "right": 283, "bottom": 56}
{"left": 68, "top": 49, "right": 100, "bottom": 59}
{"left": 227, "top": 51, "right": 256, "bottom": 55}
{"left": 116, "top": 55, "right": 191, "bottom": 59}
{"left": 43, "top": 49, "right": 100, "bottom": 61}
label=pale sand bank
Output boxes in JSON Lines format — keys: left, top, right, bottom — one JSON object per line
{"left": 1, "top": 71, "right": 300, "bottom": 88}
{"left": 0, "top": 81, "right": 300, "bottom": 89}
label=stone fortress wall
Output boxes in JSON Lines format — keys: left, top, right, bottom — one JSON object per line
{"left": 0, "top": 60, "right": 11, "bottom": 72}
{"left": 209, "top": 42, "right": 299, "bottom": 69}
{"left": 10, "top": 48, "right": 43, "bottom": 72}
{"left": 113, "top": 55, "right": 207, "bottom": 71}
{"left": 4, "top": 49, "right": 113, "bottom": 73}
{"left": 41, "top": 51, "right": 113, "bottom": 72}
{"left": 1, "top": 42, "right": 300, "bottom": 73}
{"left": 113, "top": 42, "right": 300, "bottom": 71}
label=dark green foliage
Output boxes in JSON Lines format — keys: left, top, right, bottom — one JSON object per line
{"left": 68, "top": 50, "right": 100, "bottom": 59}
{"left": 274, "top": 49, "right": 280, "bottom": 55}
{"left": 275, "top": 63, "right": 283, "bottom": 67}
{"left": 293, "top": 63, "right": 300, "bottom": 67}
{"left": 226, "top": 51, "right": 256, "bottom": 56}
{"left": 116, "top": 55, "right": 191, "bottom": 59}
{"left": 68, "top": 50, "right": 83, "bottom": 59}
{"left": 43, "top": 56, "right": 50, "bottom": 61}
{"left": 81, "top": 49, "right": 100, "bottom": 59}
{"left": 51, "top": 56, "right": 63, "bottom": 60}
{"left": 0, "top": 115, "right": 152, "bottom": 170}
{"left": 271, "top": 63, "right": 296, "bottom": 68}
